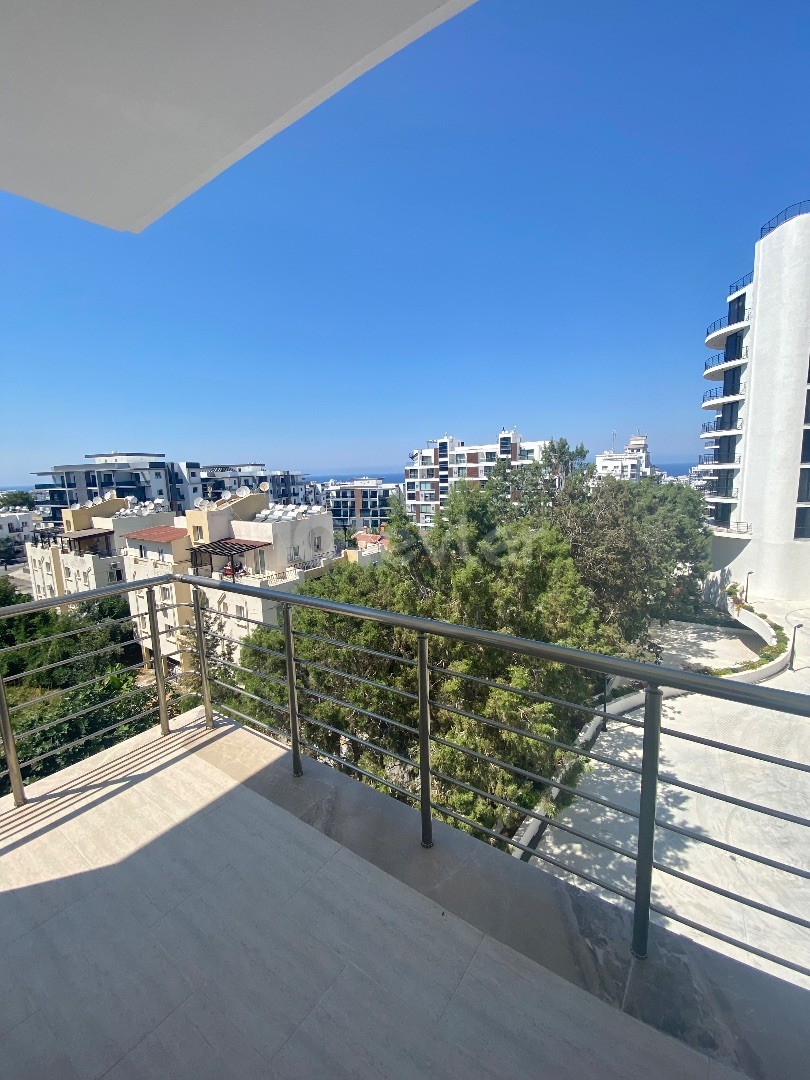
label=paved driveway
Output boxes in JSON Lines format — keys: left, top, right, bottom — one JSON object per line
{"left": 537, "top": 597, "right": 810, "bottom": 988}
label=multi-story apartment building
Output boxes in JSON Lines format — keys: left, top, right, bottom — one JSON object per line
{"left": 323, "top": 477, "right": 403, "bottom": 534}
{"left": 0, "top": 508, "right": 38, "bottom": 553}
{"left": 404, "top": 429, "right": 547, "bottom": 528}
{"left": 199, "top": 463, "right": 268, "bottom": 501}
{"left": 696, "top": 201, "right": 810, "bottom": 600}
{"left": 26, "top": 497, "right": 176, "bottom": 600}
{"left": 32, "top": 453, "right": 203, "bottom": 520}
{"left": 594, "top": 434, "right": 657, "bottom": 480}
{"left": 124, "top": 489, "right": 336, "bottom": 669}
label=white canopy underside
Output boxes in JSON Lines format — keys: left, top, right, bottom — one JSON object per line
{"left": 0, "top": 1, "right": 474, "bottom": 232}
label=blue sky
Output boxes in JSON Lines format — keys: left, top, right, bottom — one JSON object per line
{"left": 2, "top": 0, "right": 809, "bottom": 485}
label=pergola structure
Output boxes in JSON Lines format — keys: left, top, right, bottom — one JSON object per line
{"left": 190, "top": 537, "right": 271, "bottom": 581}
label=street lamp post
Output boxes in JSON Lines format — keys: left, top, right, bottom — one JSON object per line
{"left": 789, "top": 624, "right": 803, "bottom": 671}
{"left": 744, "top": 570, "right": 753, "bottom": 602}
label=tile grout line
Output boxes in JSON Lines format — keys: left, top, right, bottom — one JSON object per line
{"left": 94, "top": 988, "right": 197, "bottom": 1080}
{"left": 434, "top": 931, "right": 486, "bottom": 1024}
{"left": 266, "top": 961, "right": 353, "bottom": 1067}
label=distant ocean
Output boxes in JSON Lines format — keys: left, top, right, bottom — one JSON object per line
{"left": 309, "top": 463, "right": 697, "bottom": 483}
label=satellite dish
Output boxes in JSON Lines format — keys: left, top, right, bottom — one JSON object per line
{"left": 126, "top": 496, "right": 138, "bottom": 507}
{"left": 83, "top": 500, "right": 93, "bottom": 508}
{"left": 92, "top": 496, "right": 103, "bottom": 505}
{"left": 139, "top": 506, "right": 151, "bottom": 516}
{"left": 220, "top": 490, "right": 232, "bottom": 501}
{"left": 104, "top": 491, "right": 116, "bottom": 501}
{"left": 236, "top": 486, "right": 250, "bottom": 498}
{"left": 154, "top": 497, "right": 165, "bottom": 506}
{"left": 258, "top": 481, "right": 269, "bottom": 492}
{"left": 194, "top": 497, "right": 205, "bottom": 509}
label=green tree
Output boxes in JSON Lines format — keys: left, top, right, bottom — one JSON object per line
{"left": 0, "top": 490, "right": 36, "bottom": 510}
{"left": 0, "top": 537, "right": 19, "bottom": 565}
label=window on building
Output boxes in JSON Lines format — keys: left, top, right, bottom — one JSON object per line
{"left": 420, "top": 456, "right": 431, "bottom": 466}
{"left": 160, "top": 586, "right": 172, "bottom": 602}
{"left": 193, "top": 525, "right": 203, "bottom": 542}
{"left": 728, "top": 293, "right": 747, "bottom": 324}
{"left": 456, "top": 467, "right": 467, "bottom": 478}
{"left": 802, "top": 430, "right": 810, "bottom": 464}
{"left": 485, "top": 452, "right": 496, "bottom": 462}
{"left": 64, "top": 566, "right": 72, "bottom": 578}
{"left": 154, "top": 472, "right": 161, "bottom": 478}
{"left": 798, "top": 470, "right": 810, "bottom": 503}
{"left": 108, "top": 569, "right": 123, "bottom": 582}
{"left": 192, "top": 486, "right": 199, "bottom": 494}
{"left": 83, "top": 571, "right": 90, "bottom": 586}
{"left": 235, "top": 605, "right": 246, "bottom": 622}
{"left": 519, "top": 448, "right": 535, "bottom": 460}
{"left": 795, "top": 507, "right": 810, "bottom": 540}
{"left": 420, "top": 481, "right": 433, "bottom": 491}
{"left": 805, "top": 389, "right": 810, "bottom": 425}
{"left": 313, "top": 535, "right": 321, "bottom": 551}
{"left": 288, "top": 546, "right": 300, "bottom": 561}
{"left": 156, "top": 488, "right": 164, "bottom": 496}
{"left": 483, "top": 466, "right": 494, "bottom": 475}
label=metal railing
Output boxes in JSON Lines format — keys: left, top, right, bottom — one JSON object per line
{"left": 728, "top": 270, "right": 753, "bottom": 295}
{"left": 713, "top": 521, "right": 752, "bottom": 534}
{"left": 704, "top": 345, "right": 749, "bottom": 371}
{"left": 702, "top": 383, "right": 746, "bottom": 403}
{"left": 698, "top": 453, "right": 741, "bottom": 466}
{"left": 705, "top": 488, "right": 739, "bottom": 500}
{"left": 706, "top": 310, "right": 751, "bottom": 337}
{"left": 760, "top": 201, "right": 810, "bottom": 237}
{"left": 1, "top": 573, "right": 809, "bottom": 977}
{"left": 701, "top": 418, "right": 743, "bottom": 434}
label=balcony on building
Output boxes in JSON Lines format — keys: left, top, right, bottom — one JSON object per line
{"left": 705, "top": 293, "right": 752, "bottom": 350}
{"left": 700, "top": 417, "right": 743, "bottom": 438}
{"left": 701, "top": 383, "right": 746, "bottom": 409}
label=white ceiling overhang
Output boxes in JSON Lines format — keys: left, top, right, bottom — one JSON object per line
{"left": 0, "top": 1, "right": 475, "bottom": 232}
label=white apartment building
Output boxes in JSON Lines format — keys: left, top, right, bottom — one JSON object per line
{"left": 124, "top": 490, "right": 337, "bottom": 669}
{"left": 696, "top": 202, "right": 810, "bottom": 600}
{"left": 0, "top": 509, "right": 38, "bottom": 549}
{"left": 404, "top": 429, "right": 547, "bottom": 528}
{"left": 594, "top": 434, "right": 657, "bottom": 480}
{"left": 323, "top": 477, "right": 403, "bottom": 533}
{"left": 26, "top": 497, "right": 177, "bottom": 601}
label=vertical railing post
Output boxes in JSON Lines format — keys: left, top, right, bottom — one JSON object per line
{"left": 146, "top": 587, "right": 170, "bottom": 736}
{"left": 281, "top": 604, "right": 303, "bottom": 776}
{"left": 632, "top": 683, "right": 662, "bottom": 959}
{"left": 417, "top": 632, "right": 433, "bottom": 849}
{"left": 192, "top": 587, "right": 214, "bottom": 730}
{"left": 0, "top": 671, "right": 26, "bottom": 807}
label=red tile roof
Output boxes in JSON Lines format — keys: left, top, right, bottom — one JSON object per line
{"left": 123, "top": 526, "right": 188, "bottom": 543}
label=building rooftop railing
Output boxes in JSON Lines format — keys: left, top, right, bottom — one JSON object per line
{"left": 728, "top": 270, "right": 753, "bottom": 295}
{"left": 2, "top": 573, "right": 809, "bottom": 980}
{"left": 760, "top": 200, "right": 810, "bottom": 238}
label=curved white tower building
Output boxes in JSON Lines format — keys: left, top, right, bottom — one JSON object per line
{"left": 699, "top": 202, "right": 810, "bottom": 600}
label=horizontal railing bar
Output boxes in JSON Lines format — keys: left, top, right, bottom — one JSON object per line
{"left": 648, "top": 903, "right": 810, "bottom": 979}
{"left": 430, "top": 800, "right": 638, "bottom": 901}
{"left": 207, "top": 630, "right": 285, "bottom": 661}
{"left": 3, "top": 639, "right": 132, "bottom": 684}
{"left": 174, "top": 574, "right": 810, "bottom": 718}
{"left": 7, "top": 661, "right": 147, "bottom": 714}
{"left": 657, "top": 772, "right": 810, "bottom": 827}
{"left": 0, "top": 613, "right": 136, "bottom": 655}
{"left": 292, "top": 629, "right": 417, "bottom": 668}
{"left": 429, "top": 730, "right": 640, "bottom": 818}
{"left": 652, "top": 861, "right": 810, "bottom": 929}
{"left": 208, "top": 678, "right": 291, "bottom": 718}
{"left": 657, "top": 725, "right": 810, "bottom": 773}
{"left": 0, "top": 574, "right": 174, "bottom": 619}
{"left": 429, "top": 766, "right": 637, "bottom": 861}
{"left": 300, "top": 739, "right": 419, "bottom": 801}
{"left": 428, "top": 663, "right": 610, "bottom": 721}
{"left": 215, "top": 701, "right": 290, "bottom": 743}
{"left": 430, "top": 697, "right": 643, "bottom": 775}
{"left": 12, "top": 684, "right": 155, "bottom": 741}
{"left": 296, "top": 685, "right": 420, "bottom": 736}
{"left": 213, "top": 656, "right": 288, "bottom": 688}
{"left": 654, "top": 817, "right": 810, "bottom": 880}
{"left": 17, "top": 706, "right": 160, "bottom": 770}
{"left": 293, "top": 656, "right": 418, "bottom": 701}
{"left": 298, "top": 711, "right": 417, "bottom": 769}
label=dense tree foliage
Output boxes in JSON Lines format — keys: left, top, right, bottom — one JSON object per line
{"left": 0, "top": 579, "right": 162, "bottom": 795}
{"left": 0, "top": 489, "right": 36, "bottom": 509}
{"left": 210, "top": 451, "right": 709, "bottom": 843}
